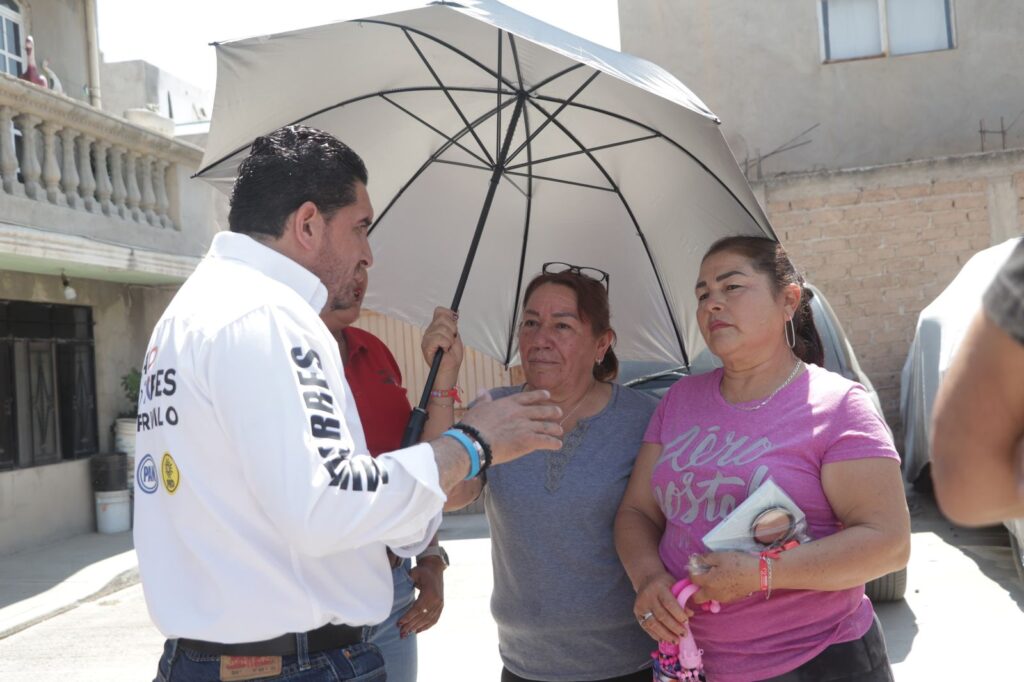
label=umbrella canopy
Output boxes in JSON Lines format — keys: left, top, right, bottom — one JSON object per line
{"left": 197, "top": 0, "right": 775, "bottom": 369}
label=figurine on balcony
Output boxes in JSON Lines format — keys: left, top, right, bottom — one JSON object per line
{"left": 18, "top": 36, "right": 48, "bottom": 89}
{"left": 42, "top": 60, "right": 63, "bottom": 94}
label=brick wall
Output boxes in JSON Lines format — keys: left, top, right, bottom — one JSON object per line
{"left": 357, "top": 150, "right": 1023, "bottom": 448}
{"left": 759, "top": 150, "right": 1024, "bottom": 437}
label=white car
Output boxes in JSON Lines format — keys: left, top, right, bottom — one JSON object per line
{"left": 899, "top": 237, "right": 1024, "bottom": 581}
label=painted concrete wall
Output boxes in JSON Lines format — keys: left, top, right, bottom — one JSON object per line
{"left": 20, "top": 0, "right": 91, "bottom": 102}
{"left": 0, "top": 269, "right": 177, "bottom": 450}
{"left": 618, "top": 0, "right": 1024, "bottom": 175}
{"left": 101, "top": 59, "right": 213, "bottom": 123}
{"left": 0, "top": 459, "right": 94, "bottom": 555}
{"left": 0, "top": 269, "right": 176, "bottom": 554}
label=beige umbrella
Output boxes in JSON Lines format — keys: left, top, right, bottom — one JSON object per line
{"left": 196, "top": 0, "right": 775, "bottom": 442}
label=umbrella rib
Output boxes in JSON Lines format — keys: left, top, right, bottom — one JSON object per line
{"left": 500, "top": 173, "right": 529, "bottom": 198}
{"left": 526, "top": 98, "right": 691, "bottom": 367}
{"left": 531, "top": 95, "right": 772, "bottom": 239}
{"left": 503, "top": 170, "right": 614, "bottom": 192}
{"left": 496, "top": 30, "right": 503, "bottom": 163}
{"left": 505, "top": 71, "right": 600, "bottom": 166}
{"left": 506, "top": 134, "right": 660, "bottom": 171}
{"left": 403, "top": 28, "right": 495, "bottom": 167}
{"left": 503, "top": 105, "right": 534, "bottom": 368}
{"left": 431, "top": 158, "right": 524, "bottom": 198}
{"left": 380, "top": 94, "right": 491, "bottom": 167}
{"left": 358, "top": 19, "right": 518, "bottom": 90}
{"left": 195, "top": 86, "right": 514, "bottom": 178}
{"left": 368, "top": 96, "right": 519, "bottom": 236}
{"left": 433, "top": 158, "right": 492, "bottom": 172}
{"left": 508, "top": 34, "right": 525, "bottom": 91}
{"left": 527, "top": 63, "right": 586, "bottom": 94}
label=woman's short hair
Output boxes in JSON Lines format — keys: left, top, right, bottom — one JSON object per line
{"left": 522, "top": 271, "right": 619, "bottom": 381}
{"left": 702, "top": 236, "right": 825, "bottom": 367}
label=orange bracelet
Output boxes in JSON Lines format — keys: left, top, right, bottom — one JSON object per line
{"left": 759, "top": 539, "right": 799, "bottom": 600}
{"left": 429, "top": 386, "right": 462, "bottom": 403}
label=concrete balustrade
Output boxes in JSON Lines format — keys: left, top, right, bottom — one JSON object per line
{"left": 0, "top": 72, "right": 212, "bottom": 235}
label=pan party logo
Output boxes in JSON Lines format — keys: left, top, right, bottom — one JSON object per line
{"left": 137, "top": 454, "right": 159, "bottom": 494}
{"left": 161, "top": 452, "right": 180, "bottom": 494}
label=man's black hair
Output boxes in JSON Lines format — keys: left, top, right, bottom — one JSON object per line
{"left": 227, "top": 125, "right": 368, "bottom": 237}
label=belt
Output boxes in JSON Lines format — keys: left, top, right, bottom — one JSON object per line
{"left": 178, "top": 623, "right": 363, "bottom": 657}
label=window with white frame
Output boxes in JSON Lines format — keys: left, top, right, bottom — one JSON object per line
{"left": 0, "top": 0, "right": 23, "bottom": 77}
{"left": 819, "top": 0, "right": 955, "bottom": 62}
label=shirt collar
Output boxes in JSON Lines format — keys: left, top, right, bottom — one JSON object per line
{"left": 341, "top": 327, "right": 369, "bottom": 362}
{"left": 207, "top": 231, "right": 328, "bottom": 311}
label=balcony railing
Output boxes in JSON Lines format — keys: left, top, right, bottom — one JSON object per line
{"left": 0, "top": 73, "right": 217, "bottom": 267}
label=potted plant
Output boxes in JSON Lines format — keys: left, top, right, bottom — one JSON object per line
{"left": 113, "top": 367, "right": 140, "bottom": 456}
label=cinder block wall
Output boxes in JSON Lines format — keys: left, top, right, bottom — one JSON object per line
{"left": 758, "top": 149, "right": 1024, "bottom": 436}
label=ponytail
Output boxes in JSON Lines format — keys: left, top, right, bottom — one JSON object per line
{"left": 793, "top": 287, "right": 824, "bottom": 367}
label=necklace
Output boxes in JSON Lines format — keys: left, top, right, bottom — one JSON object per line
{"left": 725, "top": 360, "right": 803, "bottom": 412}
{"left": 558, "top": 381, "right": 595, "bottom": 426}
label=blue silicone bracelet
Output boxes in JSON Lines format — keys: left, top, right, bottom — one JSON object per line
{"left": 443, "top": 428, "right": 480, "bottom": 479}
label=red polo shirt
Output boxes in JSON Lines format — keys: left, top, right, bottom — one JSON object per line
{"left": 339, "top": 326, "right": 412, "bottom": 457}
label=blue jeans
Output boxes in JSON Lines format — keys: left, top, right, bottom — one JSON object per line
{"left": 364, "top": 559, "right": 417, "bottom": 682}
{"left": 153, "top": 638, "right": 385, "bottom": 681}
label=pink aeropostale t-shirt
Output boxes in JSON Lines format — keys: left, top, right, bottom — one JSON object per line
{"left": 644, "top": 363, "right": 900, "bottom": 682}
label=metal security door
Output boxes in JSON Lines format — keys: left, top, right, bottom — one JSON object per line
{"left": 0, "top": 342, "right": 15, "bottom": 469}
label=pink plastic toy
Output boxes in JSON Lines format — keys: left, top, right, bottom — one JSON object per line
{"left": 652, "top": 579, "right": 720, "bottom": 682}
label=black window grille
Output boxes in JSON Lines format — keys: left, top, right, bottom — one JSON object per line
{"left": 0, "top": 300, "right": 98, "bottom": 470}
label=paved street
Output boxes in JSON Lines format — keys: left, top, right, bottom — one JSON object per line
{"left": 1, "top": 497, "right": 1022, "bottom": 680}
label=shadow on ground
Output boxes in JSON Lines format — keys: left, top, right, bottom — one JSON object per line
{"left": 0, "top": 532, "right": 133, "bottom": 612}
{"left": 907, "top": 490, "right": 1024, "bottom": 609}
{"left": 874, "top": 599, "right": 917, "bottom": 663}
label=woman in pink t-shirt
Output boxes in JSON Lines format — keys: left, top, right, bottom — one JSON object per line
{"left": 614, "top": 236, "right": 910, "bottom": 682}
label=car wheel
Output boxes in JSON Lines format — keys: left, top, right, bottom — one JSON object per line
{"left": 1008, "top": 531, "right": 1024, "bottom": 586}
{"left": 865, "top": 567, "right": 907, "bottom": 602}
{"left": 911, "top": 463, "right": 934, "bottom": 495}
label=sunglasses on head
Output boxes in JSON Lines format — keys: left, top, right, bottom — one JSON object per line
{"left": 541, "top": 261, "right": 610, "bottom": 293}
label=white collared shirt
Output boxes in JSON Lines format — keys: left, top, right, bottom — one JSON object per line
{"left": 133, "top": 231, "right": 443, "bottom": 642}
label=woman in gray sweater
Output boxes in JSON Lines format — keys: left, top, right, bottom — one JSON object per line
{"left": 448, "top": 264, "right": 657, "bottom": 682}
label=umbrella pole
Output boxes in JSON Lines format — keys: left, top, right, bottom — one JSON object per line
{"left": 401, "top": 95, "right": 526, "bottom": 448}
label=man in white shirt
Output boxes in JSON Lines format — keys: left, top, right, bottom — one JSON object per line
{"left": 135, "top": 125, "right": 562, "bottom": 681}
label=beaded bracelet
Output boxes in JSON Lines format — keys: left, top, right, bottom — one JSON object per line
{"left": 442, "top": 428, "right": 481, "bottom": 479}
{"left": 452, "top": 422, "right": 493, "bottom": 475}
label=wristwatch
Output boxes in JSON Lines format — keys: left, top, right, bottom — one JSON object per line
{"left": 417, "top": 545, "right": 450, "bottom": 568}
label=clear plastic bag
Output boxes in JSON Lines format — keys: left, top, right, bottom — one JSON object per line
{"left": 700, "top": 479, "right": 810, "bottom": 554}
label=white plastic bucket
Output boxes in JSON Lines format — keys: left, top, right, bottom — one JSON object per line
{"left": 95, "top": 490, "right": 131, "bottom": 534}
{"left": 114, "top": 418, "right": 137, "bottom": 493}
{"left": 113, "top": 418, "right": 136, "bottom": 455}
